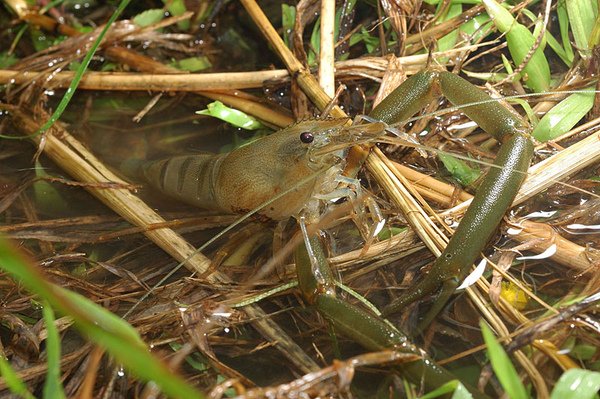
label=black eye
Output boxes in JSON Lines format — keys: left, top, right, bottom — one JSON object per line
{"left": 299, "top": 132, "right": 314, "bottom": 144}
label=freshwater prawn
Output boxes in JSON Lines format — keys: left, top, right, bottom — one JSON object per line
{"left": 125, "top": 117, "right": 392, "bottom": 225}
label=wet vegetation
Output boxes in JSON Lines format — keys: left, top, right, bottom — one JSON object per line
{"left": 0, "top": 0, "right": 600, "bottom": 397}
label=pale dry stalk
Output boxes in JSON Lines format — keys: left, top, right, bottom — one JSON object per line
{"left": 319, "top": 0, "right": 336, "bottom": 97}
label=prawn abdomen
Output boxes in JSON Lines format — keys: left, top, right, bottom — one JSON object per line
{"left": 139, "top": 153, "right": 228, "bottom": 212}
{"left": 214, "top": 147, "right": 318, "bottom": 220}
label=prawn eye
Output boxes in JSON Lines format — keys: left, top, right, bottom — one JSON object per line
{"left": 299, "top": 131, "right": 314, "bottom": 144}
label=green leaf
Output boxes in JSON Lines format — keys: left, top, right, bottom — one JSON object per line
{"left": 545, "top": 31, "right": 572, "bottom": 67}
{"left": 551, "top": 369, "right": 600, "bottom": 399}
{"left": 436, "top": 3, "right": 463, "bottom": 63}
{"left": 60, "top": 289, "right": 144, "bottom": 345}
{"left": 556, "top": 1, "right": 575, "bottom": 65}
{"left": 508, "top": 97, "right": 537, "bottom": 126}
{"left": 162, "top": 0, "right": 189, "bottom": 30}
{"left": 170, "top": 56, "right": 212, "bottom": 72}
{"left": 42, "top": 302, "right": 66, "bottom": 399}
{"left": 460, "top": 14, "right": 493, "bottom": 44}
{"left": 566, "top": 0, "right": 598, "bottom": 54}
{"left": 74, "top": 25, "right": 94, "bottom": 34}
{"left": 377, "top": 226, "right": 406, "bottom": 241}
{"left": 480, "top": 321, "right": 528, "bottom": 399}
{"left": 196, "top": 101, "right": 263, "bottom": 130}
{"left": 482, "top": 0, "right": 551, "bottom": 92}
{"left": 571, "top": 344, "right": 598, "bottom": 361}
{"left": 556, "top": 1, "right": 575, "bottom": 66}
{"left": 532, "top": 86, "right": 595, "bottom": 142}
{"left": 438, "top": 153, "right": 480, "bottom": 187}
{"left": 133, "top": 9, "right": 165, "bottom": 27}
{"left": 281, "top": 4, "right": 296, "bottom": 47}
{"left": 308, "top": 16, "right": 320, "bottom": 66}
{"left": 349, "top": 27, "right": 379, "bottom": 54}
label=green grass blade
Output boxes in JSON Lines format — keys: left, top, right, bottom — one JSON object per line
{"left": 532, "top": 86, "right": 595, "bottom": 142}
{"left": 0, "top": 235, "right": 205, "bottom": 399}
{"left": 480, "top": 321, "right": 528, "bottom": 399}
{"left": 162, "top": 0, "right": 189, "bottom": 30}
{"left": 566, "top": 0, "right": 598, "bottom": 54}
{"left": 482, "top": 0, "right": 550, "bottom": 92}
{"left": 460, "top": 14, "right": 493, "bottom": 44}
{"left": 42, "top": 302, "right": 66, "bottom": 399}
{"left": 545, "top": 31, "right": 572, "bottom": 66}
{"left": 557, "top": 1, "right": 575, "bottom": 65}
{"left": 8, "top": 0, "right": 133, "bottom": 140}
{"left": 281, "top": 4, "right": 296, "bottom": 47}
{"left": 0, "top": 355, "right": 36, "bottom": 399}
{"left": 550, "top": 369, "right": 600, "bottom": 399}
{"left": 132, "top": 9, "right": 165, "bottom": 27}
{"left": 169, "top": 56, "right": 212, "bottom": 72}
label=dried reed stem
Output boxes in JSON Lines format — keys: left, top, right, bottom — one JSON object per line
{"left": 393, "top": 162, "right": 473, "bottom": 205}
{"left": 319, "top": 0, "right": 336, "bottom": 97}
{"left": 0, "top": 45, "right": 486, "bottom": 92}
{"left": 508, "top": 220, "right": 597, "bottom": 271}
{"left": 0, "top": 70, "right": 291, "bottom": 91}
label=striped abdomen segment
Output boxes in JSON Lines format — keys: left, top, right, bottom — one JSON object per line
{"left": 140, "top": 154, "right": 227, "bottom": 212}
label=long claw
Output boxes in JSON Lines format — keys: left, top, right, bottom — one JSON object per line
{"left": 370, "top": 70, "right": 534, "bottom": 327}
{"left": 294, "top": 233, "right": 490, "bottom": 398}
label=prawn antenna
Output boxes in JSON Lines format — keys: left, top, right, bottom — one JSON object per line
{"left": 321, "top": 84, "right": 347, "bottom": 119}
